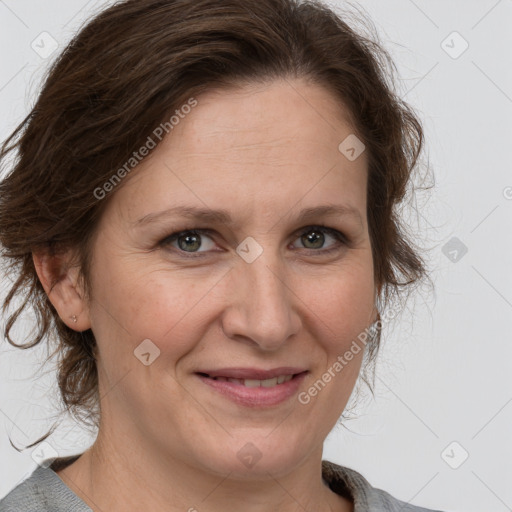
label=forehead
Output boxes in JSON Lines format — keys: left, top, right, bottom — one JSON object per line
{"left": 177, "top": 79, "right": 357, "bottom": 157}
{"left": 104, "top": 79, "right": 368, "bottom": 227}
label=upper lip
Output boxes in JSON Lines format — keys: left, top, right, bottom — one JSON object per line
{"left": 196, "top": 367, "right": 308, "bottom": 380}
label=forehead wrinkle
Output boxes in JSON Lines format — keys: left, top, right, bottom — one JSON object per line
{"left": 188, "top": 130, "right": 299, "bottom": 150}
{"left": 169, "top": 137, "right": 338, "bottom": 164}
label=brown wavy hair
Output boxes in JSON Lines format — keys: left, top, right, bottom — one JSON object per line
{"left": 0, "top": 0, "right": 431, "bottom": 447}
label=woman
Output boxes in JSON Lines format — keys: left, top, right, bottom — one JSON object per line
{"left": 0, "top": 0, "right": 442, "bottom": 510}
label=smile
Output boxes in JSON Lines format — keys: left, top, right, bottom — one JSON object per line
{"left": 195, "top": 371, "right": 308, "bottom": 407}
{"left": 204, "top": 374, "right": 294, "bottom": 387}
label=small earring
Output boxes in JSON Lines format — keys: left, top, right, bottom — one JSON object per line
{"left": 70, "top": 315, "right": 77, "bottom": 323}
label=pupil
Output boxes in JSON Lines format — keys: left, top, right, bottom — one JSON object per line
{"left": 303, "top": 230, "right": 324, "bottom": 249}
{"left": 179, "top": 233, "right": 200, "bottom": 252}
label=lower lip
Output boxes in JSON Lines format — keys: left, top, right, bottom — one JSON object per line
{"left": 196, "top": 372, "right": 308, "bottom": 407}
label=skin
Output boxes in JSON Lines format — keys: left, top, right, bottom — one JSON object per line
{"left": 33, "top": 78, "right": 377, "bottom": 512}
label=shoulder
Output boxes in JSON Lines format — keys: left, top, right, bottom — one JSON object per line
{"left": 322, "top": 460, "right": 447, "bottom": 512}
{"left": 0, "top": 463, "right": 91, "bottom": 512}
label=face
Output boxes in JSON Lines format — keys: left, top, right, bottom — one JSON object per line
{"left": 77, "top": 78, "right": 376, "bottom": 478}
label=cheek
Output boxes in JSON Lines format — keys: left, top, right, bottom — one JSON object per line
{"left": 89, "top": 254, "right": 214, "bottom": 366}
{"left": 297, "top": 258, "right": 374, "bottom": 343}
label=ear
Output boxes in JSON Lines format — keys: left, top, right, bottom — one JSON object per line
{"left": 32, "top": 249, "right": 91, "bottom": 332}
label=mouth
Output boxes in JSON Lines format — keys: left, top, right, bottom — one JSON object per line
{"left": 194, "top": 369, "right": 309, "bottom": 407}
{"left": 195, "top": 371, "right": 307, "bottom": 388}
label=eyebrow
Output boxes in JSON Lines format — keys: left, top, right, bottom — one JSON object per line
{"left": 133, "top": 203, "right": 363, "bottom": 229}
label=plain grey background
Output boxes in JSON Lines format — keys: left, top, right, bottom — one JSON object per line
{"left": 0, "top": 1, "right": 511, "bottom": 511}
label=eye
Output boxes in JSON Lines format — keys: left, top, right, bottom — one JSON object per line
{"left": 290, "top": 225, "right": 347, "bottom": 253}
{"left": 162, "top": 229, "right": 217, "bottom": 255}
{"left": 160, "top": 225, "right": 348, "bottom": 258}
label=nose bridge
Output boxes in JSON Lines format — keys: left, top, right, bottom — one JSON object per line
{"left": 247, "top": 253, "right": 286, "bottom": 312}
{"left": 223, "top": 240, "right": 299, "bottom": 349}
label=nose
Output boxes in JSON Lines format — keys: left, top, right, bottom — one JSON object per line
{"left": 221, "top": 252, "right": 301, "bottom": 351}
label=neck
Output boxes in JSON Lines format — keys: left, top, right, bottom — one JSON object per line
{"left": 56, "top": 428, "right": 352, "bottom": 512}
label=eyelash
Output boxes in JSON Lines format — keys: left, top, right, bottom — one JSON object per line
{"left": 159, "top": 225, "right": 349, "bottom": 259}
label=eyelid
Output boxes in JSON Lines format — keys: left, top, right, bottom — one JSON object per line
{"left": 159, "top": 224, "right": 349, "bottom": 258}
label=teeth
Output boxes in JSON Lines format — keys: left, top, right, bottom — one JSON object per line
{"left": 245, "top": 378, "right": 263, "bottom": 387}
{"left": 261, "top": 377, "right": 279, "bottom": 388}
{"left": 211, "top": 374, "right": 294, "bottom": 387}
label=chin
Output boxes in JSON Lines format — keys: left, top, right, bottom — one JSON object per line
{"left": 192, "top": 434, "right": 309, "bottom": 480}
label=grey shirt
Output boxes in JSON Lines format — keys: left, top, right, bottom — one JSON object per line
{"left": 0, "top": 456, "right": 445, "bottom": 511}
